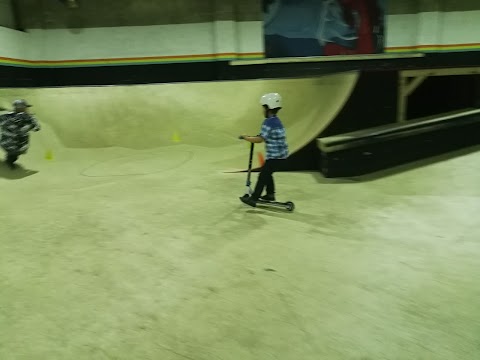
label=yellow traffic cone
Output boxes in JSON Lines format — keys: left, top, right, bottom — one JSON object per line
{"left": 45, "top": 149, "right": 54, "bottom": 160}
{"left": 172, "top": 131, "right": 181, "bottom": 143}
{"left": 258, "top": 152, "right": 265, "bottom": 167}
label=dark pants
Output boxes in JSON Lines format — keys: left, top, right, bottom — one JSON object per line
{"left": 251, "top": 159, "right": 285, "bottom": 199}
{"left": 6, "top": 152, "right": 19, "bottom": 166}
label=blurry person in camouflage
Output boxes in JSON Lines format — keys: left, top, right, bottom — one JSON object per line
{"left": 0, "top": 99, "right": 41, "bottom": 169}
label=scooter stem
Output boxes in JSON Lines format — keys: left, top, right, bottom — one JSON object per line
{"left": 246, "top": 142, "right": 254, "bottom": 186}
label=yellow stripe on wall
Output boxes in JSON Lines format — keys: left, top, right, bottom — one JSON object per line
{"left": 386, "top": 43, "right": 480, "bottom": 53}
{"left": 1, "top": 43, "right": 478, "bottom": 68}
{"left": 0, "top": 52, "right": 265, "bottom": 68}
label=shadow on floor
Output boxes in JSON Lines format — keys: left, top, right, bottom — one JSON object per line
{"left": 354, "top": 145, "right": 480, "bottom": 182}
{"left": 312, "top": 144, "right": 480, "bottom": 183}
{"left": 310, "top": 172, "right": 359, "bottom": 184}
{"left": 0, "top": 162, "right": 38, "bottom": 180}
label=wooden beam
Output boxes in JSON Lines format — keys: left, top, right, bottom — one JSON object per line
{"left": 230, "top": 53, "right": 424, "bottom": 66}
{"left": 405, "top": 75, "right": 427, "bottom": 96}
{"left": 402, "top": 67, "right": 480, "bottom": 78}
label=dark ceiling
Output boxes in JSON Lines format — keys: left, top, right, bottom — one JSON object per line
{"left": 385, "top": 0, "right": 479, "bottom": 14}
{"left": 3, "top": 0, "right": 479, "bottom": 30}
{"left": 9, "top": 0, "right": 261, "bottom": 30}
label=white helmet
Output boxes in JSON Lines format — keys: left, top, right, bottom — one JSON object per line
{"left": 260, "top": 93, "right": 282, "bottom": 110}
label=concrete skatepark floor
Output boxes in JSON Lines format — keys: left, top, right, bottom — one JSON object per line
{"left": 1, "top": 76, "right": 480, "bottom": 359}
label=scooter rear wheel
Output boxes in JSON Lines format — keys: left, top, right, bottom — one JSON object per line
{"left": 286, "top": 202, "right": 295, "bottom": 212}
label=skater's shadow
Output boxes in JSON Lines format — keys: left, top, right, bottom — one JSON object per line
{"left": 0, "top": 162, "right": 38, "bottom": 180}
{"left": 246, "top": 206, "right": 297, "bottom": 219}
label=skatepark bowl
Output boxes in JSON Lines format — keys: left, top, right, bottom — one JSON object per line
{"left": 1, "top": 74, "right": 480, "bottom": 360}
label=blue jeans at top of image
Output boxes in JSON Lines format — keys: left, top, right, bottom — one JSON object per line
{"left": 264, "top": 0, "right": 358, "bottom": 47}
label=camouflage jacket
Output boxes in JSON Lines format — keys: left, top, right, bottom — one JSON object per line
{"left": 0, "top": 111, "right": 41, "bottom": 154}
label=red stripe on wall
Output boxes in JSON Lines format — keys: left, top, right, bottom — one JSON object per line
{"left": 0, "top": 52, "right": 265, "bottom": 64}
{"left": 387, "top": 43, "right": 480, "bottom": 51}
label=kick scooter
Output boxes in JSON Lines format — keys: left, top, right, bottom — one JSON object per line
{"left": 240, "top": 137, "right": 295, "bottom": 212}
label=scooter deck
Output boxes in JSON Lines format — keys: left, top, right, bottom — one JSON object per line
{"left": 257, "top": 199, "right": 295, "bottom": 212}
{"left": 239, "top": 196, "right": 294, "bottom": 211}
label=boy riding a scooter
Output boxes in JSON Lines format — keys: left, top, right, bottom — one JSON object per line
{"left": 239, "top": 93, "right": 289, "bottom": 208}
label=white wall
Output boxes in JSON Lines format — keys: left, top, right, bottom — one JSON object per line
{"left": 212, "top": 21, "right": 263, "bottom": 56}
{"left": 385, "top": 14, "right": 418, "bottom": 49}
{"left": 0, "top": 21, "right": 264, "bottom": 64}
{"left": 386, "top": 10, "right": 480, "bottom": 51}
{"left": 440, "top": 11, "right": 480, "bottom": 45}
{"left": 30, "top": 24, "right": 215, "bottom": 61}
{"left": 0, "top": 27, "right": 29, "bottom": 61}
{"left": 236, "top": 21, "right": 264, "bottom": 55}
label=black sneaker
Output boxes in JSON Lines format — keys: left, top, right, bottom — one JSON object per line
{"left": 260, "top": 194, "right": 276, "bottom": 202}
{"left": 240, "top": 196, "right": 257, "bottom": 207}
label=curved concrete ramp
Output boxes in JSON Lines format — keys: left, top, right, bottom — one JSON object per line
{"left": 0, "top": 71, "right": 359, "bottom": 171}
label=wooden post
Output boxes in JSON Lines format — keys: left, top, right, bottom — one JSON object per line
{"left": 397, "top": 74, "right": 408, "bottom": 122}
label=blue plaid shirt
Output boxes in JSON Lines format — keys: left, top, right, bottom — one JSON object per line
{"left": 260, "top": 115, "right": 289, "bottom": 160}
